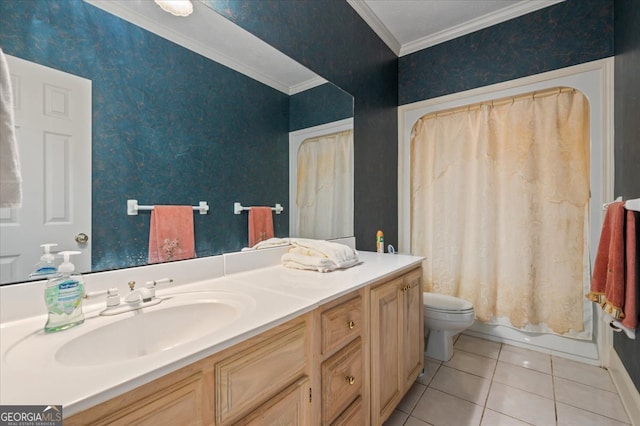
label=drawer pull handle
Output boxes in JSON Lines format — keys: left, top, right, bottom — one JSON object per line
{"left": 346, "top": 376, "right": 356, "bottom": 385}
{"left": 347, "top": 320, "right": 355, "bottom": 329}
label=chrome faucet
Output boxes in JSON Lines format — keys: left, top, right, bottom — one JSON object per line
{"left": 124, "top": 281, "right": 154, "bottom": 304}
{"left": 84, "top": 278, "right": 173, "bottom": 316}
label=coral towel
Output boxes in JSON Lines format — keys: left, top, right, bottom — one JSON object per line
{"left": 248, "top": 207, "right": 274, "bottom": 247}
{"left": 621, "top": 211, "right": 637, "bottom": 332}
{"left": 148, "top": 205, "right": 196, "bottom": 264}
{"left": 586, "top": 201, "right": 638, "bottom": 338}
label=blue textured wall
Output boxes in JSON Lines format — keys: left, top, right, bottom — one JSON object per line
{"left": 0, "top": 0, "right": 290, "bottom": 271}
{"left": 399, "top": 0, "right": 614, "bottom": 105}
{"left": 613, "top": 0, "right": 640, "bottom": 394}
{"left": 290, "top": 83, "right": 353, "bottom": 132}
{"left": 203, "top": 0, "right": 400, "bottom": 252}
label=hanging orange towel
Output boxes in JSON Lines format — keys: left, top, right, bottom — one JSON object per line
{"left": 621, "top": 210, "right": 637, "bottom": 331}
{"left": 248, "top": 207, "right": 274, "bottom": 247}
{"left": 587, "top": 201, "right": 626, "bottom": 319}
{"left": 148, "top": 205, "right": 196, "bottom": 264}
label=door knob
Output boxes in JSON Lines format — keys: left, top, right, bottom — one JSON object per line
{"left": 75, "top": 233, "right": 89, "bottom": 244}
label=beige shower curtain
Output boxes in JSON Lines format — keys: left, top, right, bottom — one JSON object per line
{"left": 411, "top": 88, "right": 591, "bottom": 336}
{"left": 297, "top": 129, "right": 353, "bottom": 240}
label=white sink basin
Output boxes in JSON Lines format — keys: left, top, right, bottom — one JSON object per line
{"left": 5, "top": 290, "right": 254, "bottom": 367}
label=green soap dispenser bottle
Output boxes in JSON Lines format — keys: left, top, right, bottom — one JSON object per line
{"left": 44, "top": 251, "right": 85, "bottom": 333}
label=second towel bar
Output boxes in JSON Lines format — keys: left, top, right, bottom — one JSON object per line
{"left": 234, "top": 202, "right": 283, "bottom": 215}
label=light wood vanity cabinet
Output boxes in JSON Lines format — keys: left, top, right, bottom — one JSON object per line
{"left": 370, "top": 268, "right": 424, "bottom": 425}
{"left": 65, "top": 267, "right": 423, "bottom": 426}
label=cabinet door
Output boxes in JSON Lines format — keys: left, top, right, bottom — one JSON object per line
{"left": 235, "top": 377, "right": 311, "bottom": 426}
{"left": 216, "top": 322, "right": 307, "bottom": 425}
{"left": 66, "top": 372, "right": 207, "bottom": 426}
{"left": 402, "top": 269, "right": 424, "bottom": 390}
{"left": 370, "top": 277, "right": 403, "bottom": 425}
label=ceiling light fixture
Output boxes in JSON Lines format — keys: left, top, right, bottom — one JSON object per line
{"left": 154, "top": 0, "right": 194, "bottom": 17}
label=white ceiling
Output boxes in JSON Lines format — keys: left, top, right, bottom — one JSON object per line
{"left": 85, "top": 0, "right": 564, "bottom": 94}
{"left": 347, "top": 0, "right": 565, "bottom": 56}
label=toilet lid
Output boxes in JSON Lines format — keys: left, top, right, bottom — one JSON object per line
{"left": 423, "top": 292, "right": 474, "bottom": 311}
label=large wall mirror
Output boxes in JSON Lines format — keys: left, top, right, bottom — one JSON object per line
{"left": 0, "top": 0, "right": 354, "bottom": 285}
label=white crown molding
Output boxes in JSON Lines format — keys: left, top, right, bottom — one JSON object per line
{"left": 346, "top": 0, "right": 401, "bottom": 56}
{"left": 289, "top": 76, "right": 328, "bottom": 95}
{"left": 400, "top": 0, "right": 565, "bottom": 56}
{"left": 85, "top": 0, "right": 300, "bottom": 94}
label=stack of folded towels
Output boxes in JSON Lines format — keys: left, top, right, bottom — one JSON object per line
{"left": 281, "top": 238, "right": 361, "bottom": 272}
{"left": 242, "top": 237, "right": 291, "bottom": 251}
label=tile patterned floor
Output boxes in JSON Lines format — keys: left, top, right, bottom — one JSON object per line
{"left": 384, "top": 335, "right": 631, "bottom": 426}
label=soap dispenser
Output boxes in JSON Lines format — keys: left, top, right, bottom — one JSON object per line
{"left": 44, "top": 251, "right": 85, "bottom": 333}
{"left": 29, "top": 243, "right": 58, "bottom": 279}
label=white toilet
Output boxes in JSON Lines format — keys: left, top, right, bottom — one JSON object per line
{"left": 423, "top": 292, "right": 475, "bottom": 361}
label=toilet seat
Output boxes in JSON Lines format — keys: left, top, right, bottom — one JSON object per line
{"left": 423, "top": 293, "right": 473, "bottom": 313}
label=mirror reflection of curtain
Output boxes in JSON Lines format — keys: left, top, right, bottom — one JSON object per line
{"left": 297, "top": 129, "right": 353, "bottom": 240}
{"left": 411, "top": 88, "right": 592, "bottom": 338}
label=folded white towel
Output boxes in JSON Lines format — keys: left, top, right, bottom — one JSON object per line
{"left": 0, "top": 48, "right": 22, "bottom": 207}
{"left": 242, "top": 237, "right": 291, "bottom": 251}
{"left": 282, "top": 239, "right": 360, "bottom": 272}
{"left": 289, "top": 238, "right": 359, "bottom": 268}
{"left": 282, "top": 252, "right": 361, "bottom": 273}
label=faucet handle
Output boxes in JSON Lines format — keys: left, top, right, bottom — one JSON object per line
{"left": 144, "top": 278, "right": 173, "bottom": 288}
{"left": 128, "top": 281, "right": 136, "bottom": 291}
{"left": 106, "top": 288, "right": 120, "bottom": 307}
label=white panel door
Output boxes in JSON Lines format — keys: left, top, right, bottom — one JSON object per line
{"left": 0, "top": 55, "right": 91, "bottom": 283}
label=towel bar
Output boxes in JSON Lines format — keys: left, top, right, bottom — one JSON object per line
{"left": 603, "top": 197, "right": 640, "bottom": 212}
{"left": 234, "top": 202, "right": 283, "bottom": 215}
{"left": 127, "top": 199, "right": 209, "bottom": 215}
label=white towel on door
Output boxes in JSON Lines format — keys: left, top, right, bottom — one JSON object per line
{"left": 0, "top": 48, "right": 22, "bottom": 207}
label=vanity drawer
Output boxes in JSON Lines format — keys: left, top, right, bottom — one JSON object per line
{"left": 331, "top": 396, "right": 364, "bottom": 426}
{"left": 321, "top": 337, "right": 362, "bottom": 425}
{"left": 215, "top": 321, "right": 307, "bottom": 425}
{"left": 321, "top": 294, "right": 362, "bottom": 355}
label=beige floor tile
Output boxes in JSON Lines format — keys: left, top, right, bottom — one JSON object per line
{"left": 554, "top": 377, "right": 629, "bottom": 423}
{"left": 397, "top": 382, "right": 427, "bottom": 414}
{"left": 556, "top": 402, "right": 631, "bottom": 426}
{"left": 486, "top": 382, "right": 555, "bottom": 425}
{"left": 417, "top": 357, "right": 442, "bottom": 386}
{"left": 430, "top": 366, "right": 491, "bottom": 406}
{"left": 552, "top": 356, "right": 617, "bottom": 392}
{"left": 444, "top": 350, "right": 497, "bottom": 379}
{"left": 455, "top": 335, "right": 501, "bottom": 359}
{"left": 493, "top": 361, "right": 553, "bottom": 398}
{"left": 383, "top": 409, "right": 409, "bottom": 426}
{"left": 499, "top": 344, "right": 552, "bottom": 374}
{"left": 412, "top": 388, "right": 483, "bottom": 426}
{"left": 405, "top": 416, "right": 433, "bottom": 426}
{"left": 480, "top": 408, "right": 531, "bottom": 426}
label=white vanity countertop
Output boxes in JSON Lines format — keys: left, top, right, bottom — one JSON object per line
{"left": 0, "top": 250, "right": 423, "bottom": 417}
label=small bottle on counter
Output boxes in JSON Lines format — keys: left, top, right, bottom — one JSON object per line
{"left": 376, "top": 230, "right": 384, "bottom": 253}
